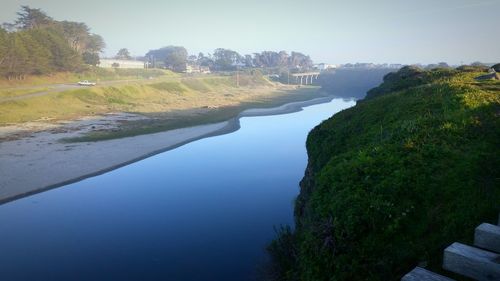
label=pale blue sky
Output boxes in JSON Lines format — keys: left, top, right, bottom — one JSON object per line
{"left": 1, "top": 0, "right": 499, "bottom": 64}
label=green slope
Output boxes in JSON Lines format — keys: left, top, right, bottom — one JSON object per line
{"left": 268, "top": 66, "right": 500, "bottom": 281}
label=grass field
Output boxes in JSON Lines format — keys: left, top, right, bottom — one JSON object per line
{"left": 0, "top": 67, "right": 175, "bottom": 88}
{"left": 0, "top": 87, "right": 50, "bottom": 99}
{"left": 0, "top": 70, "right": 328, "bottom": 141}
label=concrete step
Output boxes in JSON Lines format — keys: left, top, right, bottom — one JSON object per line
{"left": 443, "top": 242, "right": 500, "bottom": 281}
{"left": 475, "top": 223, "right": 500, "bottom": 253}
{"left": 401, "top": 267, "right": 455, "bottom": 281}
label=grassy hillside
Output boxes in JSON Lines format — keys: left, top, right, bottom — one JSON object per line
{"left": 0, "top": 67, "right": 172, "bottom": 88}
{"left": 0, "top": 70, "right": 328, "bottom": 141}
{"left": 268, "top": 67, "right": 500, "bottom": 280}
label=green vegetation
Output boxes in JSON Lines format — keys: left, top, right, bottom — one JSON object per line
{"left": 64, "top": 86, "right": 324, "bottom": 142}
{"left": 115, "top": 48, "right": 132, "bottom": 60}
{"left": 0, "top": 67, "right": 172, "bottom": 88}
{"left": 146, "top": 46, "right": 188, "bottom": 71}
{"left": 0, "top": 87, "right": 49, "bottom": 99}
{"left": 0, "top": 6, "right": 105, "bottom": 79}
{"left": 268, "top": 67, "right": 500, "bottom": 280}
{"left": 0, "top": 69, "right": 326, "bottom": 141}
{"left": 145, "top": 47, "right": 314, "bottom": 73}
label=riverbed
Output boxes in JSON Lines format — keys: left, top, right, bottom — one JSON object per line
{"left": 0, "top": 98, "right": 355, "bottom": 280}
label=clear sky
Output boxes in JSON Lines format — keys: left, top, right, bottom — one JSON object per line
{"left": 1, "top": 0, "right": 499, "bottom": 65}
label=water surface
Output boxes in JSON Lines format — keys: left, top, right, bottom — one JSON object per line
{"left": 0, "top": 98, "right": 354, "bottom": 281}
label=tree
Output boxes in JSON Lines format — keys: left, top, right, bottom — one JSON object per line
{"left": 115, "top": 48, "right": 131, "bottom": 60}
{"left": 57, "top": 21, "right": 89, "bottom": 52}
{"left": 15, "top": 6, "right": 53, "bottom": 29}
{"left": 244, "top": 54, "right": 253, "bottom": 67}
{"left": 85, "top": 34, "right": 105, "bottom": 53}
{"left": 198, "top": 53, "right": 214, "bottom": 68}
{"left": 145, "top": 46, "right": 187, "bottom": 72}
{"left": 212, "top": 48, "right": 242, "bottom": 71}
{"left": 3, "top": 32, "right": 30, "bottom": 79}
{"left": 0, "top": 28, "right": 8, "bottom": 67}
{"left": 21, "top": 29, "right": 54, "bottom": 74}
{"left": 278, "top": 51, "right": 289, "bottom": 67}
{"left": 288, "top": 51, "right": 313, "bottom": 70}
{"left": 83, "top": 52, "right": 99, "bottom": 66}
{"left": 255, "top": 51, "right": 280, "bottom": 67}
{"left": 0, "top": 6, "right": 100, "bottom": 78}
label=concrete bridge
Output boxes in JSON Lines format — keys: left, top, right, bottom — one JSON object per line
{"left": 290, "top": 72, "right": 320, "bottom": 85}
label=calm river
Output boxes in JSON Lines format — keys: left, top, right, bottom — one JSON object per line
{"left": 0, "top": 98, "right": 355, "bottom": 281}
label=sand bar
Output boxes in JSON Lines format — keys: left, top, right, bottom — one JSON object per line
{"left": 0, "top": 96, "right": 333, "bottom": 204}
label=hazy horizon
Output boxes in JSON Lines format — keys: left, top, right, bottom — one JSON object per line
{"left": 1, "top": 0, "right": 499, "bottom": 65}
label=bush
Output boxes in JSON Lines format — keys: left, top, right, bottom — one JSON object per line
{"left": 268, "top": 69, "right": 500, "bottom": 281}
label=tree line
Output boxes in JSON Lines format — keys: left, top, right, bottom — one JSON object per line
{"left": 0, "top": 6, "right": 314, "bottom": 79}
{"left": 145, "top": 46, "right": 313, "bottom": 72}
{"left": 0, "top": 6, "right": 105, "bottom": 79}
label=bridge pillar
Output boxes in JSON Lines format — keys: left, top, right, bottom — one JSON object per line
{"left": 300, "top": 76, "right": 303, "bottom": 85}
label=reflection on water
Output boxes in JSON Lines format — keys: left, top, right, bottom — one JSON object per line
{"left": 0, "top": 98, "right": 354, "bottom": 281}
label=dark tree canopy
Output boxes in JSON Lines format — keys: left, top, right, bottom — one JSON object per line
{"left": 212, "top": 48, "right": 242, "bottom": 71}
{"left": 115, "top": 48, "right": 132, "bottom": 60}
{"left": 145, "top": 46, "right": 187, "bottom": 72}
{"left": 251, "top": 50, "right": 312, "bottom": 70}
{"left": 85, "top": 34, "right": 105, "bottom": 54}
{"left": 15, "top": 6, "right": 53, "bottom": 30}
{"left": 0, "top": 6, "right": 104, "bottom": 79}
{"left": 83, "top": 52, "right": 100, "bottom": 66}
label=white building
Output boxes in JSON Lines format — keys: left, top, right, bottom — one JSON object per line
{"left": 184, "top": 64, "right": 211, "bottom": 74}
{"left": 316, "top": 63, "right": 337, "bottom": 71}
{"left": 99, "top": 59, "right": 145, "bottom": 69}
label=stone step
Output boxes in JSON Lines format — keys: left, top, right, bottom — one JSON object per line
{"left": 443, "top": 242, "right": 500, "bottom": 281}
{"left": 475, "top": 223, "right": 500, "bottom": 253}
{"left": 401, "top": 267, "right": 455, "bottom": 281}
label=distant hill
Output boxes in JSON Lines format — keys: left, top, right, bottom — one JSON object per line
{"left": 267, "top": 66, "right": 500, "bottom": 280}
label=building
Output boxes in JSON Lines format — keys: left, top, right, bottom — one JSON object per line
{"left": 184, "top": 64, "right": 211, "bottom": 74}
{"left": 315, "top": 63, "right": 337, "bottom": 71}
{"left": 99, "top": 59, "right": 145, "bottom": 69}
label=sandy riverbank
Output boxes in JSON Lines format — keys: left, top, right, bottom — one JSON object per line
{"left": 0, "top": 96, "right": 334, "bottom": 205}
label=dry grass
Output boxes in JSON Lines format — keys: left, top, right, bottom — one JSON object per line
{"left": 0, "top": 72, "right": 327, "bottom": 140}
